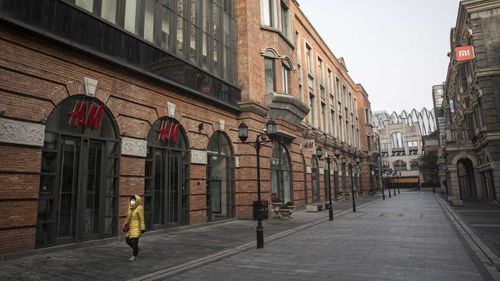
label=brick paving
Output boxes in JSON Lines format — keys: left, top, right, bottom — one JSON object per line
{"left": 168, "top": 192, "right": 492, "bottom": 281}
{"left": 0, "top": 196, "right": 377, "bottom": 281}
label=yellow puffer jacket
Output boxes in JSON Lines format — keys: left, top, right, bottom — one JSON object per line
{"left": 124, "top": 195, "right": 145, "bottom": 238}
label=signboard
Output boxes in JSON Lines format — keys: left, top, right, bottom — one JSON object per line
{"left": 302, "top": 139, "right": 315, "bottom": 152}
{"left": 68, "top": 99, "right": 103, "bottom": 130}
{"left": 455, "top": 45, "right": 475, "bottom": 62}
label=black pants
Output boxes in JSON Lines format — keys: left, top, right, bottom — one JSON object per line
{"left": 126, "top": 237, "right": 139, "bottom": 257}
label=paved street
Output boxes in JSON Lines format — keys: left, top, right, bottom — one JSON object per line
{"left": 0, "top": 197, "right": 377, "bottom": 280}
{"left": 167, "top": 192, "right": 493, "bottom": 281}
{"left": 0, "top": 192, "right": 496, "bottom": 281}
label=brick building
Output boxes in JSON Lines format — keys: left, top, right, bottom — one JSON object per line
{"left": 440, "top": 0, "right": 500, "bottom": 205}
{"left": 0, "top": 0, "right": 374, "bottom": 255}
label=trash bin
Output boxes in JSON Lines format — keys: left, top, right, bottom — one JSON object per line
{"left": 253, "top": 200, "right": 268, "bottom": 220}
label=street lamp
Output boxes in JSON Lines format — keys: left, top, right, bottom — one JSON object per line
{"left": 388, "top": 168, "right": 393, "bottom": 198}
{"left": 398, "top": 171, "right": 401, "bottom": 194}
{"left": 349, "top": 160, "right": 356, "bottom": 212}
{"left": 355, "top": 157, "right": 361, "bottom": 196}
{"left": 341, "top": 157, "right": 347, "bottom": 195}
{"left": 316, "top": 147, "right": 334, "bottom": 221}
{"left": 238, "top": 119, "right": 277, "bottom": 249}
{"left": 333, "top": 148, "right": 341, "bottom": 201}
{"left": 375, "top": 167, "right": 385, "bottom": 200}
{"left": 392, "top": 170, "right": 397, "bottom": 196}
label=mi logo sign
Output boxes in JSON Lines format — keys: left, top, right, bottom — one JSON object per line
{"left": 455, "top": 45, "right": 475, "bottom": 62}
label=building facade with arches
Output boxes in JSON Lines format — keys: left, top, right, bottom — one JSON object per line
{"left": 439, "top": 0, "right": 500, "bottom": 206}
{"left": 373, "top": 108, "right": 436, "bottom": 188}
{"left": 0, "top": 0, "right": 375, "bottom": 255}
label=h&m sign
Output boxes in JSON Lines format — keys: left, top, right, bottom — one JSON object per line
{"left": 158, "top": 119, "right": 182, "bottom": 143}
{"left": 301, "top": 139, "right": 315, "bottom": 152}
{"left": 68, "top": 99, "right": 103, "bottom": 130}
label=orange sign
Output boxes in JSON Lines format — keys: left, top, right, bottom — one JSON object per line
{"left": 455, "top": 45, "right": 475, "bottom": 62}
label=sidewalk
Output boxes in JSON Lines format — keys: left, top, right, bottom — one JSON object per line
{"left": 0, "top": 196, "right": 379, "bottom": 281}
{"left": 169, "top": 191, "right": 492, "bottom": 281}
{"left": 438, "top": 194, "right": 500, "bottom": 259}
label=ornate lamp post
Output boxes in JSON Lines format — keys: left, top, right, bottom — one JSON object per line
{"left": 238, "top": 119, "right": 277, "bottom": 249}
{"left": 392, "top": 170, "right": 397, "bottom": 196}
{"left": 355, "top": 157, "right": 361, "bottom": 196}
{"left": 398, "top": 171, "right": 401, "bottom": 194}
{"left": 316, "top": 147, "right": 334, "bottom": 221}
{"left": 333, "top": 148, "right": 341, "bottom": 201}
{"left": 375, "top": 167, "right": 385, "bottom": 200}
{"left": 388, "top": 168, "right": 393, "bottom": 198}
{"left": 349, "top": 160, "right": 356, "bottom": 212}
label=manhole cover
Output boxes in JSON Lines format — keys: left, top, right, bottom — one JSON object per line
{"left": 379, "top": 213, "right": 404, "bottom": 217}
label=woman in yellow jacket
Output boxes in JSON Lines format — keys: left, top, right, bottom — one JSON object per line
{"left": 123, "top": 194, "right": 145, "bottom": 262}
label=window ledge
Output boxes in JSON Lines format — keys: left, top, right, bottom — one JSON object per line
{"left": 260, "top": 25, "right": 295, "bottom": 49}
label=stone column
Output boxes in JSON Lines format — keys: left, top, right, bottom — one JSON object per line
{"left": 447, "top": 165, "right": 463, "bottom": 206}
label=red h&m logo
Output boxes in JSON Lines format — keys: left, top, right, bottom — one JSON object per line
{"left": 158, "top": 120, "right": 181, "bottom": 143}
{"left": 68, "top": 100, "right": 103, "bottom": 130}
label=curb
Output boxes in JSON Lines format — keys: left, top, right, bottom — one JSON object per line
{"left": 129, "top": 198, "right": 382, "bottom": 281}
{"left": 434, "top": 194, "right": 500, "bottom": 280}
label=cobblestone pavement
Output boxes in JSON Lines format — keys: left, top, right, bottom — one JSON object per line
{"left": 0, "top": 196, "right": 378, "bottom": 281}
{"left": 448, "top": 198, "right": 500, "bottom": 258}
{"left": 167, "top": 192, "right": 493, "bottom": 281}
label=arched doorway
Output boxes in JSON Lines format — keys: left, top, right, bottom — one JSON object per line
{"left": 311, "top": 156, "right": 320, "bottom": 203}
{"left": 271, "top": 143, "right": 293, "bottom": 204}
{"left": 457, "top": 158, "right": 477, "bottom": 200}
{"left": 36, "top": 95, "right": 119, "bottom": 247}
{"left": 145, "top": 117, "right": 189, "bottom": 229}
{"left": 206, "top": 131, "right": 235, "bottom": 221}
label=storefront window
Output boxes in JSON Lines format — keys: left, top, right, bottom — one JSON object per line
{"left": 145, "top": 117, "right": 189, "bottom": 229}
{"left": 271, "top": 144, "right": 292, "bottom": 204}
{"left": 311, "top": 156, "right": 320, "bottom": 203}
{"left": 36, "top": 96, "right": 119, "bottom": 248}
{"left": 207, "top": 131, "right": 235, "bottom": 221}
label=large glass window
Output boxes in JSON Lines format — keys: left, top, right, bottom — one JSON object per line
{"left": 281, "top": 60, "right": 291, "bottom": 94}
{"left": 124, "top": 0, "right": 138, "bottom": 34}
{"left": 271, "top": 144, "right": 293, "bottom": 204}
{"left": 207, "top": 132, "right": 235, "bottom": 221}
{"left": 36, "top": 96, "right": 118, "bottom": 248}
{"left": 261, "top": 0, "right": 274, "bottom": 26}
{"left": 145, "top": 117, "right": 189, "bottom": 229}
{"left": 265, "top": 57, "right": 276, "bottom": 94}
{"left": 101, "top": 0, "right": 117, "bottom": 23}
{"left": 311, "top": 156, "right": 320, "bottom": 203}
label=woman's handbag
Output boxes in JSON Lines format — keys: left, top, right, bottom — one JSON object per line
{"left": 122, "top": 223, "right": 130, "bottom": 233}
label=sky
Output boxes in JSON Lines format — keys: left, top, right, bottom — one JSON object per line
{"left": 299, "top": 0, "right": 461, "bottom": 113}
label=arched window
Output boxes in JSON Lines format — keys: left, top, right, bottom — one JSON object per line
{"left": 271, "top": 144, "right": 293, "bottom": 204}
{"left": 37, "top": 95, "right": 119, "bottom": 247}
{"left": 311, "top": 156, "right": 320, "bottom": 203}
{"left": 394, "top": 160, "right": 407, "bottom": 171}
{"left": 145, "top": 117, "right": 189, "bottom": 229}
{"left": 391, "top": 132, "right": 404, "bottom": 156}
{"left": 207, "top": 131, "right": 235, "bottom": 221}
{"left": 281, "top": 57, "right": 292, "bottom": 94}
{"left": 263, "top": 48, "right": 278, "bottom": 94}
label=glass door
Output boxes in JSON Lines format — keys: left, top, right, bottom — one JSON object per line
{"left": 167, "top": 151, "right": 181, "bottom": 226}
{"left": 55, "top": 137, "right": 80, "bottom": 243}
{"left": 83, "top": 140, "right": 104, "bottom": 239}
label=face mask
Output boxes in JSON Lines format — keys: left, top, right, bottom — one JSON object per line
{"left": 130, "top": 199, "right": 136, "bottom": 206}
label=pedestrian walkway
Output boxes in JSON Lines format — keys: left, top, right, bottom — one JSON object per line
{"left": 0, "top": 196, "right": 378, "bottom": 281}
{"left": 166, "top": 192, "right": 493, "bottom": 281}
{"left": 446, "top": 197, "right": 500, "bottom": 258}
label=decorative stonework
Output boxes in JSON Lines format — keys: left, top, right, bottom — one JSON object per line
{"left": 0, "top": 118, "right": 45, "bottom": 147}
{"left": 191, "top": 149, "right": 207, "bottom": 164}
{"left": 121, "top": 137, "right": 147, "bottom": 157}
